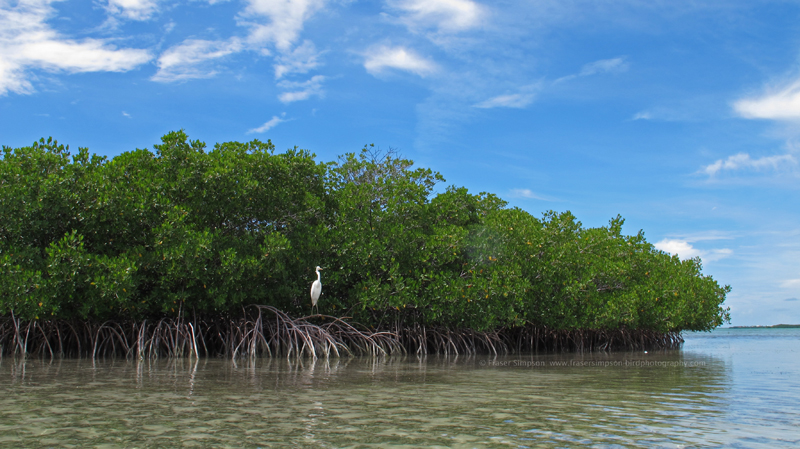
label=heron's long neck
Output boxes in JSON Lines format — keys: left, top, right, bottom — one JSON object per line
{"left": 316, "top": 270, "right": 321, "bottom": 281}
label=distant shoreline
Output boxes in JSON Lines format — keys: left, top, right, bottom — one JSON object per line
{"left": 725, "top": 324, "right": 800, "bottom": 329}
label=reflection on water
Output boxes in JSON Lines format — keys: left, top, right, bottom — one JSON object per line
{"left": 0, "top": 329, "right": 798, "bottom": 447}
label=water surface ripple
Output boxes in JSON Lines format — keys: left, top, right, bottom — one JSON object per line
{"left": 1, "top": 328, "right": 798, "bottom": 447}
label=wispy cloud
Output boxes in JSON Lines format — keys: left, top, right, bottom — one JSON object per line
{"left": 386, "top": 0, "right": 486, "bottom": 33}
{"left": 508, "top": 188, "right": 556, "bottom": 201}
{"left": 474, "top": 57, "right": 625, "bottom": 110}
{"left": 274, "top": 39, "right": 321, "bottom": 80}
{"left": 474, "top": 92, "right": 535, "bottom": 109}
{"left": 0, "top": 0, "right": 152, "bottom": 95}
{"left": 629, "top": 108, "right": 692, "bottom": 122}
{"left": 554, "top": 57, "right": 628, "bottom": 84}
{"left": 671, "top": 230, "right": 737, "bottom": 242}
{"left": 702, "top": 152, "right": 797, "bottom": 177}
{"left": 363, "top": 45, "right": 437, "bottom": 77}
{"left": 236, "top": 0, "right": 329, "bottom": 98}
{"left": 580, "top": 57, "right": 627, "bottom": 75}
{"left": 473, "top": 83, "right": 540, "bottom": 109}
{"left": 248, "top": 113, "right": 286, "bottom": 133}
{"left": 106, "top": 0, "right": 161, "bottom": 21}
{"left": 781, "top": 279, "right": 800, "bottom": 288}
{"left": 149, "top": 0, "right": 327, "bottom": 98}
{"left": 654, "top": 238, "right": 733, "bottom": 262}
{"left": 239, "top": 0, "right": 327, "bottom": 51}
{"left": 277, "top": 75, "right": 325, "bottom": 103}
{"left": 122, "top": 111, "right": 131, "bottom": 118}
{"left": 152, "top": 38, "right": 242, "bottom": 82}
{"left": 142, "top": 0, "right": 327, "bottom": 97}
{"left": 735, "top": 80, "right": 800, "bottom": 121}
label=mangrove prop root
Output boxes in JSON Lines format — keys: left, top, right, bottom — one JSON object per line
{"left": 0, "top": 309, "right": 683, "bottom": 359}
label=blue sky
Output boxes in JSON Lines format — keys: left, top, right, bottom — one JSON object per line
{"left": 1, "top": 0, "right": 799, "bottom": 325}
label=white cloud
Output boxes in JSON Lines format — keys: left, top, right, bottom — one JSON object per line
{"left": 0, "top": 0, "right": 152, "bottom": 95}
{"left": 0, "top": 57, "right": 32, "bottom": 94}
{"left": 233, "top": 0, "right": 328, "bottom": 90}
{"left": 735, "top": 80, "right": 800, "bottom": 121}
{"left": 248, "top": 114, "right": 286, "bottom": 133}
{"left": 20, "top": 39, "right": 149, "bottom": 72}
{"left": 673, "top": 230, "right": 736, "bottom": 242}
{"left": 654, "top": 238, "right": 732, "bottom": 262}
{"left": 702, "top": 152, "right": 797, "bottom": 177}
{"left": 277, "top": 75, "right": 325, "bottom": 103}
{"left": 149, "top": 1, "right": 327, "bottom": 92}
{"left": 509, "top": 188, "right": 541, "bottom": 199}
{"left": 579, "top": 57, "right": 628, "bottom": 76}
{"left": 274, "top": 39, "right": 321, "bottom": 80}
{"left": 152, "top": 38, "right": 242, "bottom": 82}
{"left": 240, "top": 0, "right": 326, "bottom": 51}
{"left": 387, "top": 0, "right": 485, "bottom": 32}
{"left": 508, "top": 188, "right": 555, "bottom": 201}
{"left": 473, "top": 83, "right": 540, "bottom": 109}
{"left": 655, "top": 239, "right": 702, "bottom": 259}
{"left": 106, "top": 0, "right": 160, "bottom": 21}
{"left": 554, "top": 57, "right": 628, "bottom": 84}
{"left": 363, "top": 45, "right": 437, "bottom": 77}
{"left": 781, "top": 279, "right": 800, "bottom": 288}
{"left": 474, "top": 92, "right": 535, "bottom": 109}
{"left": 628, "top": 105, "right": 704, "bottom": 123}
{"left": 122, "top": 111, "right": 131, "bottom": 118}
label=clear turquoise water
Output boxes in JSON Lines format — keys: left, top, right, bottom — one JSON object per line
{"left": 0, "top": 328, "right": 798, "bottom": 447}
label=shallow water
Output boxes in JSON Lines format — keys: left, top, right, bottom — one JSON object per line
{"left": 1, "top": 328, "right": 798, "bottom": 448}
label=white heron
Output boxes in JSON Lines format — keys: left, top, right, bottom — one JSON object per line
{"left": 310, "top": 266, "right": 322, "bottom": 314}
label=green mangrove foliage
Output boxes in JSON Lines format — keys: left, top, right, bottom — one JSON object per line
{"left": 0, "top": 133, "right": 730, "bottom": 333}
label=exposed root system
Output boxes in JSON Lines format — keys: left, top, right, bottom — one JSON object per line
{"left": 393, "top": 325, "right": 682, "bottom": 355}
{"left": 0, "top": 307, "right": 683, "bottom": 359}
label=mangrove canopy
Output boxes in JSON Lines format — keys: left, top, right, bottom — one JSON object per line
{"left": 0, "top": 132, "right": 731, "bottom": 356}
